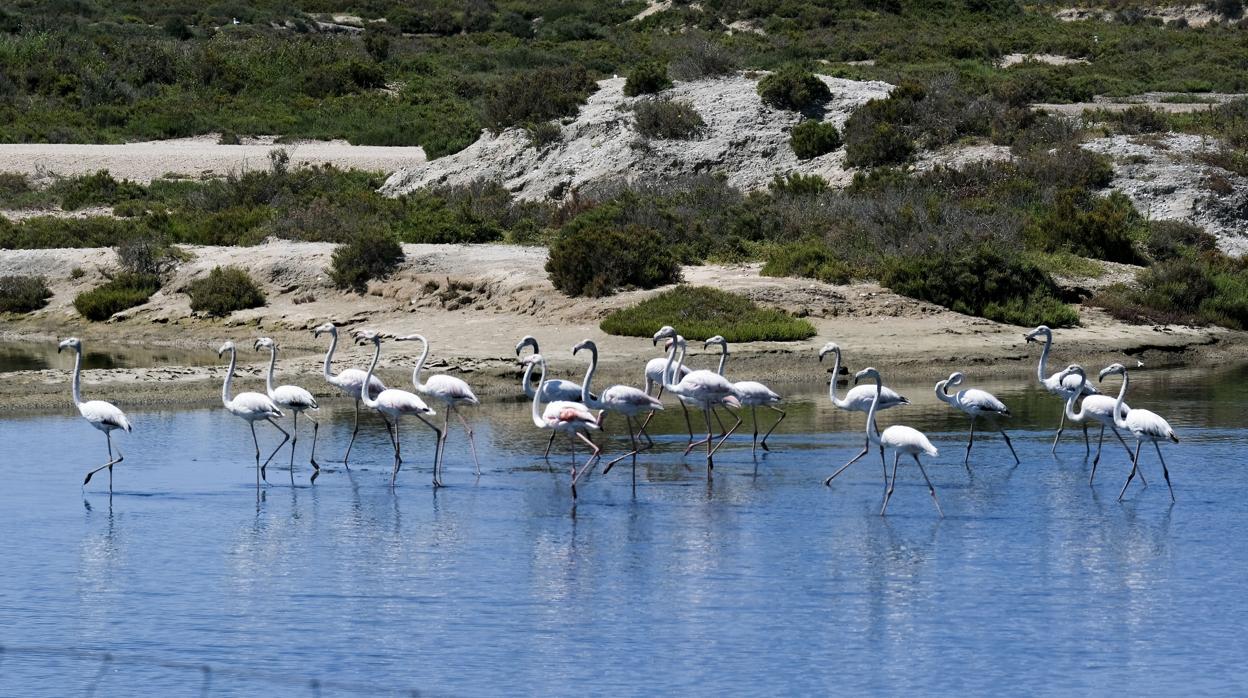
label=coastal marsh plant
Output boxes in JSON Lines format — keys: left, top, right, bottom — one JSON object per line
{"left": 600, "top": 286, "right": 816, "bottom": 342}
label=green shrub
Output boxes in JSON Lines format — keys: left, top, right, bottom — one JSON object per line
{"left": 547, "top": 224, "right": 681, "bottom": 297}
{"left": 624, "top": 61, "right": 672, "bottom": 97}
{"left": 761, "top": 240, "right": 854, "bottom": 283}
{"left": 186, "top": 266, "right": 266, "bottom": 317}
{"left": 600, "top": 285, "right": 816, "bottom": 342}
{"left": 758, "top": 66, "right": 831, "bottom": 112}
{"left": 526, "top": 121, "right": 562, "bottom": 150}
{"left": 0, "top": 275, "right": 52, "bottom": 313}
{"left": 632, "top": 98, "right": 706, "bottom": 140}
{"left": 1145, "top": 220, "right": 1217, "bottom": 262}
{"left": 769, "top": 173, "right": 829, "bottom": 196}
{"left": 790, "top": 120, "right": 842, "bottom": 159}
{"left": 1025, "top": 190, "right": 1146, "bottom": 264}
{"left": 329, "top": 229, "right": 404, "bottom": 293}
{"left": 1093, "top": 255, "right": 1248, "bottom": 329}
{"left": 483, "top": 66, "right": 596, "bottom": 131}
{"left": 51, "top": 171, "right": 146, "bottom": 211}
{"left": 73, "top": 273, "right": 161, "bottom": 321}
{"left": 880, "top": 246, "right": 1078, "bottom": 327}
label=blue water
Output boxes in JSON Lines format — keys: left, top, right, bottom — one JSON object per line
{"left": 1, "top": 366, "right": 1247, "bottom": 696}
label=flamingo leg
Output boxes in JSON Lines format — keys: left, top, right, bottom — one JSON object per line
{"left": 307, "top": 415, "right": 320, "bottom": 483}
{"left": 543, "top": 432, "right": 557, "bottom": 460}
{"left": 342, "top": 399, "right": 360, "bottom": 470}
{"left": 710, "top": 409, "right": 741, "bottom": 458}
{"left": 824, "top": 440, "right": 870, "bottom": 487}
{"left": 1110, "top": 427, "right": 1147, "bottom": 486}
{"left": 703, "top": 409, "right": 715, "bottom": 477}
{"left": 414, "top": 413, "right": 443, "bottom": 487}
{"left": 760, "top": 406, "right": 785, "bottom": 452}
{"left": 681, "top": 401, "right": 695, "bottom": 447}
{"left": 1154, "top": 441, "right": 1175, "bottom": 502}
{"left": 635, "top": 384, "right": 662, "bottom": 437}
{"left": 1090, "top": 425, "right": 1105, "bottom": 484}
{"left": 1083, "top": 423, "right": 1090, "bottom": 456}
{"left": 913, "top": 455, "right": 945, "bottom": 517}
{"left": 750, "top": 406, "right": 759, "bottom": 457}
{"left": 438, "top": 409, "right": 451, "bottom": 486}
{"left": 881, "top": 452, "right": 900, "bottom": 516}
{"left": 999, "top": 427, "right": 1019, "bottom": 465}
{"left": 570, "top": 432, "right": 601, "bottom": 499}
{"left": 604, "top": 415, "right": 640, "bottom": 474}
{"left": 1117, "top": 440, "right": 1143, "bottom": 501}
{"left": 260, "top": 418, "right": 290, "bottom": 483}
{"left": 455, "top": 409, "right": 481, "bottom": 477}
{"left": 964, "top": 417, "right": 976, "bottom": 469}
{"left": 713, "top": 407, "right": 728, "bottom": 438}
{"left": 250, "top": 422, "right": 262, "bottom": 489}
{"left": 1051, "top": 409, "right": 1066, "bottom": 453}
{"left": 288, "top": 411, "right": 299, "bottom": 484}
{"left": 84, "top": 431, "right": 124, "bottom": 491}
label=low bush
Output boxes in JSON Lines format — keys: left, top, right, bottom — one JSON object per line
{"left": 844, "top": 120, "right": 914, "bottom": 167}
{"left": 790, "top": 120, "right": 842, "bottom": 159}
{"left": 624, "top": 61, "right": 672, "bottom": 97}
{"left": 186, "top": 266, "right": 266, "bottom": 317}
{"left": 600, "top": 285, "right": 817, "bottom": 342}
{"left": 1093, "top": 255, "right": 1248, "bottom": 329}
{"left": 51, "top": 171, "right": 146, "bottom": 211}
{"left": 632, "top": 98, "right": 707, "bottom": 140}
{"left": 769, "top": 173, "right": 829, "bottom": 196}
{"left": 526, "top": 121, "right": 562, "bottom": 150}
{"left": 73, "top": 273, "right": 161, "bottom": 321}
{"left": 329, "top": 229, "right": 405, "bottom": 293}
{"left": 547, "top": 224, "right": 681, "bottom": 297}
{"left": 761, "top": 240, "right": 853, "bottom": 283}
{"left": 1146, "top": 220, "right": 1217, "bottom": 262}
{"left": 0, "top": 275, "right": 52, "bottom": 313}
{"left": 483, "top": 66, "right": 597, "bottom": 131}
{"left": 880, "top": 246, "right": 1079, "bottom": 327}
{"left": 1024, "top": 190, "right": 1146, "bottom": 264}
{"left": 757, "top": 66, "right": 831, "bottom": 112}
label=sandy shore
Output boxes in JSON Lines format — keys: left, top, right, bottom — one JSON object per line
{"left": 0, "top": 241, "right": 1241, "bottom": 412}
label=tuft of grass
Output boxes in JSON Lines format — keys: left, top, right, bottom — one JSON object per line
{"left": 0, "top": 275, "right": 52, "bottom": 313}
{"left": 600, "top": 286, "right": 816, "bottom": 342}
{"left": 329, "top": 228, "right": 404, "bottom": 293}
{"left": 761, "top": 240, "right": 853, "bottom": 284}
{"left": 1022, "top": 251, "right": 1106, "bottom": 279}
{"left": 187, "top": 266, "right": 266, "bottom": 317}
{"left": 631, "top": 98, "right": 706, "bottom": 140}
{"left": 73, "top": 273, "right": 161, "bottom": 321}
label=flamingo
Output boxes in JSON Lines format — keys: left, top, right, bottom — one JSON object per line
{"left": 1098, "top": 363, "right": 1179, "bottom": 501}
{"left": 653, "top": 326, "right": 742, "bottom": 476}
{"left": 856, "top": 367, "right": 943, "bottom": 517}
{"left": 516, "top": 335, "right": 590, "bottom": 458}
{"left": 704, "top": 335, "right": 785, "bottom": 456}
{"left": 218, "top": 341, "right": 288, "bottom": 488}
{"left": 524, "top": 353, "right": 602, "bottom": 499}
{"left": 1025, "top": 325, "right": 1098, "bottom": 453}
{"left": 255, "top": 337, "right": 320, "bottom": 483}
{"left": 354, "top": 330, "right": 441, "bottom": 487}
{"left": 638, "top": 338, "right": 699, "bottom": 444}
{"left": 571, "top": 339, "right": 664, "bottom": 483}
{"left": 313, "top": 322, "right": 386, "bottom": 468}
{"left": 394, "top": 333, "right": 481, "bottom": 484}
{"left": 817, "top": 342, "right": 909, "bottom": 489}
{"left": 1055, "top": 364, "right": 1144, "bottom": 485}
{"left": 935, "top": 372, "right": 1019, "bottom": 467}
{"left": 59, "top": 338, "right": 132, "bottom": 492}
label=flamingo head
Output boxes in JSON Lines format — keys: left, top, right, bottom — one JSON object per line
{"left": 652, "top": 325, "right": 677, "bottom": 346}
{"left": 57, "top": 337, "right": 81, "bottom": 353}
{"left": 1024, "top": 325, "right": 1052, "bottom": 344}
{"left": 254, "top": 337, "right": 275, "bottom": 351}
{"left": 312, "top": 322, "right": 337, "bottom": 337}
{"left": 1058, "top": 363, "right": 1085, "bottom": 381}
{"left": 515, "top": 335, "right": 538, "bottom": 356}
{"left": 1098, "top": 363, "right": 1126, "bottom": 382}
{"left": 946, "top": 371, "right": 965, "bottom": 386}
{"left": 217, "top": 341, "right": 235, "bottom": 357}
{"left": 520, "top": 353, "right": 543, "bottom": 368}
{"left": 817, "top": 342, "right": 840, "bottom": 362}
{"left": 572, "top": 339, "right": 595, "bottom": 356}
{"left": 352, "top": 329, "right": 389, "bottom": 346}
{"left": 704, "top": 335, "right": 726, "bottom": 349}
{"left": 393, "top": 334, "right": 425, "bottom": 344}
{"left": 853, "top": 366, "right": 881, "bottom": 385}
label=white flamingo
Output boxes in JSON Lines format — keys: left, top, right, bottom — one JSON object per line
{"left": 1055, "top": 364, "right": 1144, "bottom": 485}
{"left": 817, "top": 342, "right": 909, "bottom": 488}
{"left": 1025, "top": 325, "right": 1098, "bottom": 453}
{"left": 255, "top": 337, "right": 320, "bottom": 482}
{"left": 59, "top": 338, "right": 132, "bottom": 492}
{"left": 354, "top": 330, "right": 441, "bottom": 487}
{"left": 218, "top": 341, "right": 288, "bottom": 488}
{"left": 395, "top": 333, "right": 481, "bottom": 484}
{"left": 638, "top": 338, "right": 698, "bottom": 443}
{"left": 525, "top": 353, "right": 602, "bottom": 499}
{"left": 856, "top": 367, "right": 943, "bottom": 517}
{"left": 935, "top": 372, "right": 1019, "bottom": 467}
{"left": 572, "top": 339, "right": 664, "bottom": 482}
{"left": 516, "top": 335, "right": 590, "bottom": 458}
{"left": 1098, "top": 363, "right": 1179, "bottom": 501}
{"left": 704, "top": 335, "right": 785, "bottom": 456}
{"left": 313, "top": 322, "right": 386, "bottom": 468}
{"left": 654, "top": 326, "right": 742, "bottom": 476}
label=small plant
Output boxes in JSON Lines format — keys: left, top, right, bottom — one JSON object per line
{"left": 73, "top": 272, "right": 161, "bottom": 321}
{"left": 1145, "top": 220, "right": 1217, "bottom": 262}
{"left": 631, "top": 98, "right": 707, "bottom": 140}
{"left": 526, "top": 121, "right": 562, "bottom": 150}
{"left": 51, "top": 171, "right": 146, "bottom": 211}
{"left": 329, "top": 228, "right": 404, "bottom": 293}
{"left": 218, "top": 131, "right": 242, "bottom": 145}
{"left": 769, "top": 173, "right": 829, "bottom": 196}
{"left": 624, "top": 61, "right": 672, "bottom": 97}
{"left": 187, "top": 266, "right": 266, "bottom": 317}
{"left": 761, "top": 240, "right": 853, "bottom": 283}
{"left": 790, "top": 120, "right": 842, "bottom": 159}
{"left": 600, "top": 286, "right": 817, "bottom": 342}
{"left": 757, "top": 65, "right": 831, "bottom": 112}
{"left": 546, "top": 224, "right": 681, "bottom": 297}
{"left": 70, "top": 267, "right": 85, "bottom": 280}
{"left": 0, "top": 275, "right": 52, "bottom": 312}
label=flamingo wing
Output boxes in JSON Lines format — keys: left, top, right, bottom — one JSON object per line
{"left": 272, "top": 384, "right": 318, "bottom": 410}
{"left": 378, "top": 389, "right": 435, "bottom": 416}
{"left": 881, "top": 425, "right": 938, "bottom": 457}
{"left": 80, "top": 400, "right": 132, "bottom": 432}
{"left": 602, "top": 385, "right": 664, "bottom": 412}
{"left": 424, "top": 374, "right": 480, "bottom": 405}
{"left": 843, "top": 384, "right": 908, "bottom": 412}
{"left": 733, "top": 380, "right": 781, "bottom": 405}
{"left": 544, "top": 400, "right": 600, "bottom": 429}
{"left": 959, "top": 388, "right": 1008, "bottom": 416}
{"left": 1127, "top": 408, "right": 1178, "bottom": 443}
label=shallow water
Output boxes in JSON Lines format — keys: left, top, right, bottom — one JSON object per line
{"left": 0, "top": 341, "right": 226, "bottom": 372}
{"left": 1, "top": 365, "right": 1247, "bottom": 696}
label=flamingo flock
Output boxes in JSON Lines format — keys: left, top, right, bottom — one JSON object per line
{"left": 60, "top": 323, "right": 1184, "bottom": 513}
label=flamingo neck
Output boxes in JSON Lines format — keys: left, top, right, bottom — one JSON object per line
{"left": 935, "top": 379, "right": 955, "bottom": 406}
{"left": 520, "top": 359, "right": 537, "bottom": 399}
{"left": 1036, "top": 333, "right": 1052, "bottom": 384}
{"left": 1065, "top": 370, "right": 1088, "bottom": 422}
{"left": 580, "top": 343, "right": 599, "bottom": 407}
{"left": 322, "top": 329, "right": 337, "bottom": 382}
{"left": 361, "top": 341, "right": 382, "bottom": 409}
{"left": 221, "top": 347, "right": 236, "bottom": 407}
{"left": 264, "top": 345, "right": 278, "bottom": 397}
{"left": 70, "top": 346, "right": 83, "bottom": 406}
{"left": 660, "top": 337, "right": 678, "bottom": 391}
{"left": 411, "top": 335, "right": 430, "bottom": 391}
{"left": 1112, "top": 370, "right": 1129, "bottom": 428}
{"left": 531, "top": 357, "right": 548, "bottom": 428}
{"left": 827, "top": 348, "right": 848, "bottom": 408}
{"left": 714, "top": 342, "right": 728, "bottom": 376}
{"left": 864, "top": 374, "right": 882, "bottom": 446}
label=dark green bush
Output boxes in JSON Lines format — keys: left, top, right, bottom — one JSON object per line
{"left": 1093, "top": 254, "right": 1248, "bottom": 329}
{"left": 526, "top": 121, "right": 563, "bottom": 150}
{"left": 483, "top": 66, "right": 596, "bottom": 131}
{"left": 73, "top": 273, "right": 161, "bottom": 321}
{"left": 632, "top": 98, "right": 706, "bottom": 140}
{"left": 769, "top": 173, "right": 829, "bottom": 196}
{"left": 0, "top": 275, "right": 52, "bottom": 313}
{"left": 52, "top": 171, "right": 146, "bottom": 211}
{"left": 880, "top": 246, "right": 1079, "bottom": 327}
{"left": 757, "top": 66, "right": 831, "bottom": 112}
{"left": 546, "top": 224, "right": 681, "bottom": 297}
{"left": 761, "top": 240, "right": 853, "bottom": 283}
{"left": 186, "top": 266, "right": 266, "bottom": 317}
{"left": 1146, "top": 220, "right": 1217, "bottom": 262}
{"left": 624, "top": 61, "right": 672, "bottom": 97}
{"left": 845, "top": 121, "right": 914, "bottom": 167}
{"left": 790, "top": 120, "right": 842, "bottom": 159}
{"left": 329, "top": 229, "right": 405, "bottom": 293}
{"left": 1025, "top": 190, "right": 1146, "bottom": 264}
{"left": 600, "top": 285, "right": 816, "bottom": 342}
